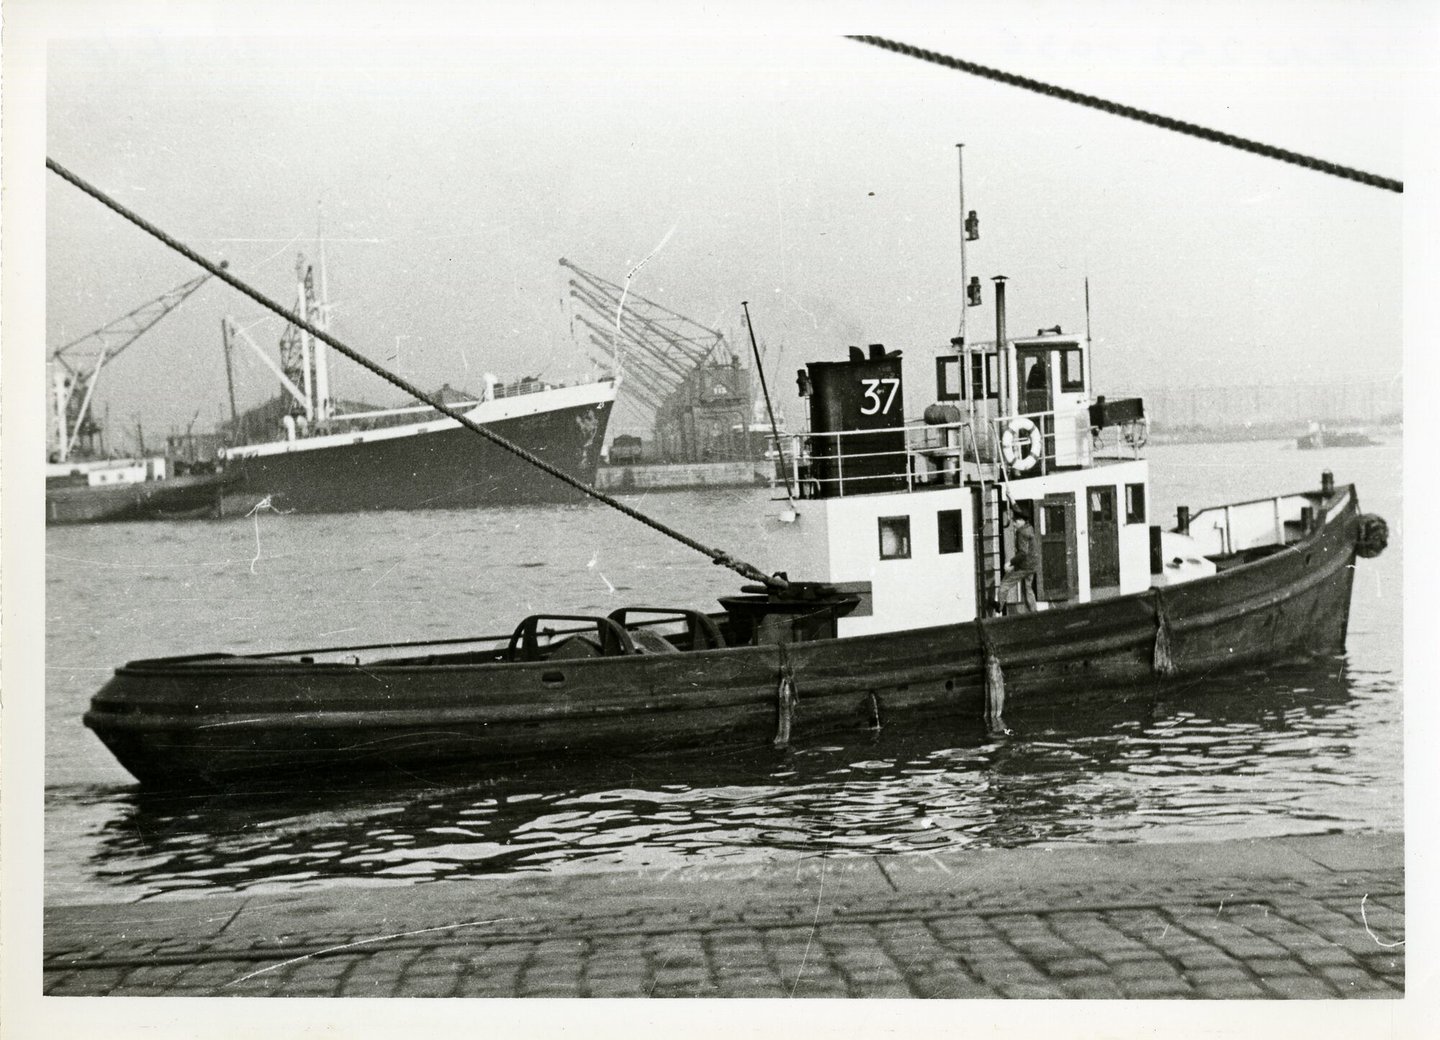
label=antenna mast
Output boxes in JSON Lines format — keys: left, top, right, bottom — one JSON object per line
{"left": 742, "top": 301, "right": 794, "bottom": 507}
{"left": 957, "top": 143, "right": 968, "bottom": 343}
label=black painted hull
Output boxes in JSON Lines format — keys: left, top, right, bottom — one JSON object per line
{"left": 85, "top": 486, "right": 1365, "bottom": 786}
{"left": 220, "top": 391, "right": 614, "bottom": 513}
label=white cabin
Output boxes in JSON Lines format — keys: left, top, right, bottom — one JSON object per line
{"left": 766, "top": 285, "right": 1164, "bottom": 638}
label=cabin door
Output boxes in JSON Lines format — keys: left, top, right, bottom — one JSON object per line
{"left": 1038, "top": 493, "right": 1078, "bottom": 601}
{"left": 1087, "top": 485, "right": 1120, "bottom": 592}
{"left": 1016, "top": 348, "right": 1055, "bottom": 466}
{"left": 1017, "top": 349, "right": 1052, "bottom": 416}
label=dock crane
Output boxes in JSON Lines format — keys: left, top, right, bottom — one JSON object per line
{"left": 562, "top": 258, "right": 761, "bottom": 461}
{"left": 561, "top": 257, "right": 735, "bottom": 410}
{"left": 48, "top": 269, "right": 219, "bottom": 462}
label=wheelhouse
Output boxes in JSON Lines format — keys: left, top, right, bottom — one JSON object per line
{"left": 765, "top": 283, "right": 1158, "bottom": 637}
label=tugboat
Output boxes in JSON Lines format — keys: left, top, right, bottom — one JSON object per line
{"left": 82, "top": 275, "right": 1388, "bottom": 785}
{"left": 48, "top": 143, "right": 1386, "bottom": 786}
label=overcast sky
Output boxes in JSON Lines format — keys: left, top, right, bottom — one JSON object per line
{"left": 28, "top": 1, "right": 1421, "bottom": 446}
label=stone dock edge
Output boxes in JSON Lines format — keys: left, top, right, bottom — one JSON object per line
{"left": 42, "top": 830, "right": 1404, "bottom": 999}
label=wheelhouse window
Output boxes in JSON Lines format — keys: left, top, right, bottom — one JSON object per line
{"left": 1060, "top": 348, "right": 1085, "bottom": 393}
{"left": 937, "top": 509, "right": 964, "bottom": 554}
{"left": 878, "top": 516, "right": 912, "bottom": 560}
{"left": 935, "top": 356, "right": 963, "bottom": 401}
{"left": 1126, "top": 482, "right": 1146, "bottom": 524}
{"left": 969, "top": 353, "right": 999, "bottom": 400}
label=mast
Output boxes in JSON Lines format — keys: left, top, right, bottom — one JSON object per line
{"left": 295, "top": 256, "right": 315, "bottom": 423}
{"left": 742, "top": 301, "right": 794, "bottom": 506}
{"left": 220, "top": 316, "right": 240, "bottom": 431}
{"left": 957, "top": 144, "right": 974, "bottom": 432}
{"left": 956, "top": 145, "right": 983, "bottom": 432}
{"left": 957, "top": 143, "right": 968, "bottom": 345}
{"left": 1084, "top": 276, "right": 1095, "bottom": 395}
{"left": 314, "top": 205, "right": 333, "bottom": 422}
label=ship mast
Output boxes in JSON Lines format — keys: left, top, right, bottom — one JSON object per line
{"left": 314, "top": 204, "right": 333, "bottom": 423}
{"left": 957, "top": 143, "right": 968, "bottom": 345}
{"left": 956, "top": 144, "right": 981, "bottom": 431}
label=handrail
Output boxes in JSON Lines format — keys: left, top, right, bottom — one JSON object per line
{"left": 765, "top": 401, "right": 1146, "bottom": 500}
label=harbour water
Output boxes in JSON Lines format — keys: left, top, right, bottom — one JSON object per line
{"left": 44, "top": 439, "right": 1403, "bottom": 904}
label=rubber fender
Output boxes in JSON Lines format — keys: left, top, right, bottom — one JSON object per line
{"left": 1356, "top": 513, "right": 1389, "bottom": 559}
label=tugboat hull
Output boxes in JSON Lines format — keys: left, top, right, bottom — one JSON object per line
{"left": 84, "top": 485, "right": 1363, "bottom": 786}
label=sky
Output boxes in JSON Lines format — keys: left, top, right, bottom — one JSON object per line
{"left": 22, "top": 1, "right": 1422, "bottom": 450}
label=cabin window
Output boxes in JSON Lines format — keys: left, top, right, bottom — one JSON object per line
{"left": 937, "top": 509, "right": 964, "bottom": 554}
{"left": 1060, "top": 348, "right": 1085, "bottom": 392}
{"left": 878, "top": 516, "right": 912, "bottom": 559}
{"left": 935, "top": 356, "right": 962, "bottom": 401}
{"left": 969, "top": 353, "right": 999, "bottom": 400}
{"left": 1126, "top": 482, "right": 1146, "bottom": 524}
{"left": 1041, "top": 501, "right": 1066, "bottom": 535}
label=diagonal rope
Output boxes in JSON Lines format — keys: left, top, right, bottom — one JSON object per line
{"left": 46, "top": 156, "right": 784, "bottom": 591}
{"left": 848, "top": 35, "right": 1402, "bottom": 194}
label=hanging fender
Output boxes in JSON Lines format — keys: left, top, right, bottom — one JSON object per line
{"left": 1000, "top": 418, "right": 1041, "bottom": 472}
{"left": 1356, "top": 513, "right": 1388, "bottom": 559}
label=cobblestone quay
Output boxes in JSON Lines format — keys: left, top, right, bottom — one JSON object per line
{"left": 44, "top": 831, "right": 1402, "bottom": 998}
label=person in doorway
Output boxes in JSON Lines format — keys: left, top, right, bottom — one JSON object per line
{"left": 993, "top": 508, "right": 1039, "bottom": 614}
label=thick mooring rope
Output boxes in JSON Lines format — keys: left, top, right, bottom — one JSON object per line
{"left": 848, "top": 36, "right": 1403, "bottom": 194}
{"left": 975, "top": 619, "right": 1012, "bottom": 737}
{"left": 46, "top": 157, "right": 783, "bottom": 591}
{"left": 1152, "top": 586, "right": 1179, "bottom": 679}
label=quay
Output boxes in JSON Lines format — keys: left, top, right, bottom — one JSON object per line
{"left": 43, "top": 831, "right": 1403, "bottom": 999}
{"left": 595, "top": 460, "right": 768, "bottom": 492}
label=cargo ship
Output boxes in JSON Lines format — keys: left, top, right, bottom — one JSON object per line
{"left": 217, "top": 375, "right": 616, "bottom": 513}
{"left": 213, "top": 256, "right": 617, "bottom": 513}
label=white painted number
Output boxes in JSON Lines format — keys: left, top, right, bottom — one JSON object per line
{"left": 860, "top": 378, "right": 900, "bottom": 416}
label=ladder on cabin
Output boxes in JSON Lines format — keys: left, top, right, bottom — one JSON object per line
{"left": 964, "top": 423, "right": 1008, "bottom": 616}
{"left": 977, "top": 482, "right": 1006, "bottom": 614}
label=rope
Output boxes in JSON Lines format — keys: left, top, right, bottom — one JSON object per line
{"left": 773, "top": 645, "right": 798, "bottom": 749}
{"left": 975, "top": 618, "right": 1012, "bottom": 736}
{"left": 1152, "top": 586, "right": 1179, "bottom": 678}
{"left": 848, "top": 36, "right": 1403, "bottom": 194}
{"left": 46, "top": 157, "right": 783, "bottom": 591}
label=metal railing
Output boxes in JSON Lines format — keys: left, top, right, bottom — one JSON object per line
{"left": 492, "top": 379, "right": 559, "bottom": 400}
{"left": 769, "top": 405, "right": 1145, "bottom": 499}
{"left": 1089, "top": 418, "right": 1148, "bottom": 460}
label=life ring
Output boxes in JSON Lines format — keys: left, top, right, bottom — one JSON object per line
{"left": 1356, "top": 513, "right": 1388, "bottom": 559}
{"left": 1000, "top": 418, "right": 1041, "bottom": 472}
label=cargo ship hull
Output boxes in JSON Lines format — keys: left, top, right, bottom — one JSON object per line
{"left": 219, "top": 381, "right": 615, "bottom": 514}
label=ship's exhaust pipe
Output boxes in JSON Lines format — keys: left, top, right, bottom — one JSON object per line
{"left": 993, "top": 275, "right": 1009, "bottom": 412}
